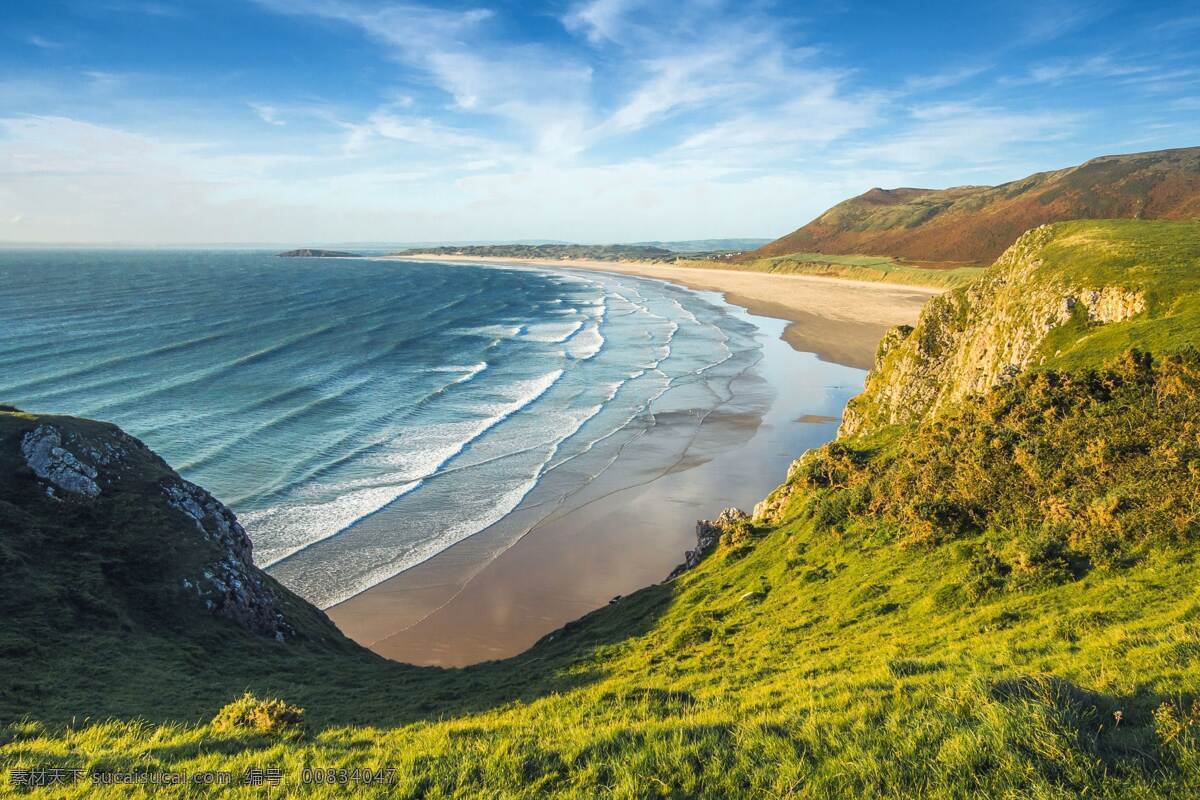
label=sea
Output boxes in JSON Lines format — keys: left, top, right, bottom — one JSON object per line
{"left": 0, "top": 249, "right": 807, "bottom": 608}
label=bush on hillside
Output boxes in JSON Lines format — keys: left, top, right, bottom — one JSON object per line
{"left": 793, "top": 349, "right": 1200, "bottom": 586}
{"left": 211, "top": 693, "right": 305, "bottom": 736}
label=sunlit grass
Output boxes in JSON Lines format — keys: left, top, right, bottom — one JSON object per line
{"left": 682, "top": 252, "right": 985, "bottom": 288}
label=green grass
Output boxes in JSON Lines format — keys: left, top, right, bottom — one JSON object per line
{"left": 4, "top": 353, "right": 1200, "bottom": 796}
{"left": 682, "top": 252, "right": 985, "bottom": 289}
{"left": 4, "top": 500, "right": 1198, "bottom": 797}
{"left": 1035, "top": 220, "right": 1200, "bottom": 370}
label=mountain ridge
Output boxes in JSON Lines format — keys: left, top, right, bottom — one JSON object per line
{"left": 749, "top": 146, "right": 1200, "bottom": 265}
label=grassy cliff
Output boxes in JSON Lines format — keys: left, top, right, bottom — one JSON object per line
{"left": 841, "top": 220, "right": 1200, "bottom": 435}
{"left": 2, "top": 221, "right": 1200, "bottom": 797}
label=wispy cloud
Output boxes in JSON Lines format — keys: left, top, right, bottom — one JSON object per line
{"left": 1019, "top": 0, "right": 1112, "bottom": 44}
{"left": 3, "top": 0, "right": 1196, "bottom": 243}
{"left": 849, "top": 103, "right": 1080, "bottom": 172}
{"left": 903, "top": 66, "right": 989, "bottom": 93}
{"left": 92, "top": 1, "right": 185, "bottom": 18}
{"left": 1021, "top": 55, "right": 1153, "bottom": 84}
{"left": 249, "top": 103, "right": 286, "bottom": 126}
{"left": 562, "top": 0, "right": 635, "bottom": 45}
{"left": 26, "top": 34, "right": 62, "bottom": 49}
{"left": 254, "top": 0, "right": 592, "bottom": 158}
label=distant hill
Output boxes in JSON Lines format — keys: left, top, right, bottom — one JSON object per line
{"left": 278, "top": 248, "right": 362, "bottom": 258}
{"left": 397, "top": 243, "right": 677, "bottom": 262}
{"left": 750, "top": 147, "right": 1200, "bottom": 265}
{"left": 630, "top": 238, "right": 773, "bottom": 253}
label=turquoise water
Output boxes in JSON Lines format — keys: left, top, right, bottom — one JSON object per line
{"left": 0, "top": 250, "right": 767, "bottom": 606}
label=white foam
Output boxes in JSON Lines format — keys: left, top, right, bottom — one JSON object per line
{"left": 565, "top": 323, "right": 604, "bottom": 360}
{"left": 252, "top": 369, "right": 565, "bottom": 568}
{"left": 521, "top": 319, "right": 584, "bottom": 343}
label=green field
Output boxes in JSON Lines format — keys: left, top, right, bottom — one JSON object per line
{"left": 685, "top": 251, "right": 985, "bottom": 289}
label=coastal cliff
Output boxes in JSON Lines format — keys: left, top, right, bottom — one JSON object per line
{"left": 839, "top": 222, "right": 1153, "bottom": 436}
{"left": 0, "top": 409, "right": 352, "bottom": 658}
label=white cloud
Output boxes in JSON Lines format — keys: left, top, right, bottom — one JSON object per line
{"left": 848, "top": 103, "right": 1080, "bottom": 171}
{"left": 341, "top": 111, "right": 501, "bottom": 156}
{"left": 562, "top": 0, "right": 634, "bottom": 45}
{"left": 249, "top": 103, "right": 286, "bottom": 126}
{"left": 1024, "top": 56, "right": 1153, "bottom": 84}
{"left": 903, "top": 66, "right": 988, "bottom": 93}
{"left": 254, "top": 0, "right": 593, "bottom": 159}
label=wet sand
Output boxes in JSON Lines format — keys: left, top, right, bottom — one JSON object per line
{"left": 328, "top": 263, "right": 935, "bottom": 666}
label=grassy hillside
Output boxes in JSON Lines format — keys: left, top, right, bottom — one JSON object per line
{"left": 749, "top": 147, "right": 1200, "bottom": 266}
{"left": 3, "top": 221, "right": 1200, "bottom": 797}
{"left": 681, "top": 251, "right": 985, "bottom": 289}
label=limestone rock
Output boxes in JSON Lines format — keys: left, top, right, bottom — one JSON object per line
{"left": 20, "top": 424, "right": 104, "bottom": 497}
{"left": 839, "top": 225, "right": 1147, "bottom": 437}
{"left": 669, "top": 507, "right": 748, "bottom": 579}
{"left": 164, "top": 479, "right": 291, "bottom": 640}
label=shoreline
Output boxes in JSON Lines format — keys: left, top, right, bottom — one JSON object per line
{"left": 328, "top": 259, "right": 935, "bottom": 665}
{"left": 327, "top": 260, "right": 935, "bottom": 666}
{"left": 382, "top": 254, "right": 941, "bottom": 369}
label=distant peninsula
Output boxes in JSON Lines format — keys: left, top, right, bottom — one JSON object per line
{"left": 277, "top": 248, "right": 362, "bottom": 258}
{"left": 394, "top": 243, "right": 679, "bottom": 262}
{"left": 391, "top": 242, "right": 770, "bottom": 263}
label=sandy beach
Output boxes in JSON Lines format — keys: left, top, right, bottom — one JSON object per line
{"left": 328, "top": 257, "right": 938, "bottom": 666}
{"left": 382, "top": 255, "right": 942, "bottom": 369}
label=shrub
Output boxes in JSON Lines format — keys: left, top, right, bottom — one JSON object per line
{"left": 964, "top": 548, "right": 1009, "bottom": 601}
{"left": 1011, "top": 526, "right": 1083, "bottom": 589}
{"left": 211, "top": 693, "right": 305, "bottom": 736}
{"left": 822, "top": 350, "right": 1200, "bottom": 576}
{"left": 719, "top": 520, "right": 755, "bottom": 548}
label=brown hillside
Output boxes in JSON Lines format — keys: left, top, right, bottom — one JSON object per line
{"left": 751, "top": 147, "right": 1200, "bottom": 264}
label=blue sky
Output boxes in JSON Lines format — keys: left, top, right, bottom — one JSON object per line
{"left": 1, "top": 0, "right": 1197, "bottom": 244}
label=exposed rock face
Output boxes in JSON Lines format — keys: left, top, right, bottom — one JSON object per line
{"left": 164, "top": 479, "right": 291, "bottom": 640}
{"left": 839, "top": 225, "right": 1147, "bottom": 437}
{"left": 669, "top": 508, "right": 748, "bottom": 578}
{"left": 14, "top": 418, "right": 291, "bottom": 640}
{"left": 21, "top": 424, "right": 116, "bottom": 497}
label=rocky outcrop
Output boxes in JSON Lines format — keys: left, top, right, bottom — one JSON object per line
{"left": 164, "top": 479, "right": 291, "bottom": 640}
{"left": 11, "top": 416, "right": 292, "bottom": 640}
{"left": 20, "top": 424, "right": 111, "bottom": 497}
{"left": 752, "top": 455, "right": 817, "bottom": 524}
{"left": 839, "top": 224, "right": 1147, "bottom": 437}
{"left": 669, "top": 508, "right": 748, "bottom": 578}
